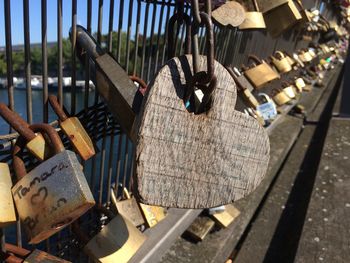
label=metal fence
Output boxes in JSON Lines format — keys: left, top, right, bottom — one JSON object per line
{"left": 0, "top": 0, "right": 339, "bottom": 261}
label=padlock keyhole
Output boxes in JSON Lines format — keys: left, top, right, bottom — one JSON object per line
{"left": 184, "top": 88, "right": 211, "bottom": 115}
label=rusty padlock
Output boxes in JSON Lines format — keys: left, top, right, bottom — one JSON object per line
{"left": 73, "top": 210, "right": 146, "bottom": 263}
{"left": 0, "top": 103, "right": 51, "bottom": 161}
{"left": 271, "top": 88, "right": 292, "bottom": 106}
{"left": 0, "top": 162, "right": 17, "bottom": 227}
{"left": 12, "top": 123, "right": 95, "bottom": 244}
{"left": 242, "top": 55, "right": 280, "bottom": 89}
{"left": 3, "top": 243, "right": 71, "bottom": 263}
{"left": 110, "top": 186, "right": 145, "bottom": 227}
{"left": 270, "top": 51, "right": 292, "bottom": 73}
{"left": 239, "top": 0, "right": 266, "bottom": 29}
{"left": 263, "top": 0, "right": 302, "bottom": 38}
{"left": 48, "top": 95, "right": 95, "bottom": 161}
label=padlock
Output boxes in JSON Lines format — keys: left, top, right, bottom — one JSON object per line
{"left": 257, "top": 0, "right": 288, "bottom": 13}
{"left": 247, "top": 108, "right": 266, "bottom": 126}
{"left": 298, "top": 49, "right": 313, "bottom": 62}
{"left": 185, "top": 216, "right": 215, "bottom": 242}
{"left": 110, "top": 187, "right": 145, "bottom": 227}
{"left": 238, "top": 0, "right": 266, "bottom": 29}
{"left": 212, "top": 1, "right": 246, "bottom": 27}
{"left": 210, "top": 204, "right": 240, "bottom": 228}
{"left": 294, "top": 77, "right": 306, "bottom": 92}
{"left": 292, "top": 52, "right": 305, "bottom": 68}
{"left": 74, "top": 213, "right": 146, "bottom": 263}
{"left": 48, "top": 95, "right": 95, "bottom": 161}
{"left": 284, "top": 52, "right": 296, "bottom": 66}
{"left": 226, "top": 66, "right": 259, "bottom": 109}
{"left": 0, "top": 103, "right": 51, "bottom": 161}
{"left": 295, "top": 0, "right": 311, "bottom": 24}
{"left": 138, "top": 202, "right": 166, "bottom": 228}
{"left": 263, "top": 0, "right": 302, "bottom": 38}
{"left": 3, "top": 243, "right": 71, "bottom": 262}
{"left": 0, "top": 162, "right": 16, "bottom": 227}
{"left": 282, "top": 81, "right": 297, "bottom": 99}
{"left": 271, "top": 88, "right": 292, "bottom": 106}
{"left": 256, "top": 93, "right": 278, "bottom": 122}
{"left": 12, "top": 123, "right": 95, "bottom": 244}
{"left": 242, "top": 55, "right": 280, "bottom": 89}
{"left": 270, "top": 51, "right": 292, "bottom": 73}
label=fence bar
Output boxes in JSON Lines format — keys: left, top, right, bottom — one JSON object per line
{"left": 107, "top": 0, "right": 115, "bottom": 53}
{"left": 117, "top": 0, "right": 125, "bottom": 63}
{"left": 133, "top": 0, "right": 141, "bottom": 76}
{"left": 125, "top": 0, "right": 134, "bottom": 74}
{"left": 4, "top": 0, "right": 14, "bottom": 112}
{"left": 57, "top": 0, "right": 63, "bottom": 106}
{"left": 71, "top": 0, "right": 77, "bottom": 115}
{"left": 41, "top": 0, "right": 48, "bottom": 123}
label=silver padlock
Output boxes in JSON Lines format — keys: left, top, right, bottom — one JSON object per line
{"left": 256, "top": 93, "right": 278, "bottom": 122}
{"left": 12, "top": 123, "right": 95, "bottom": 244}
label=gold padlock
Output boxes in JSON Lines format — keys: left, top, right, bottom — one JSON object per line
{"left": 294, "top": 77, "right": 306, "bottom": 92}
{"left": 210, "top": 204, "right": 240, "bottom": 228}
{"left": 239, "top": 0, "right": 266, "bottom": 29}
{"left": 264, "top": 0, "right": 302, "bottom": 38}
{"left": 138, "top": 203, "right": 166, "bottom": 228}
{"left": 272, "top": 88, "right": 292, "bottom": 106}
{"left": 111, "top": 187, "right": 145, "bottom": 227}
{"left": 0, "top": 104, "right": 51, "bottom": 161}
{"left": 270, "top": 51, "right": 292, "bottom": 73}
{"left": 298, "top": 49, "right": 313, "bottom": 62}
{"left": 243, "top": 55, "right": 280, "bottom": 89}
{"left": 185, "top": 216, "right": 215, "bottom": 242}
{"left": 48, "top": 95, "right": 95, "bottom": 161}
{"left": 282, "top": 81, "right": 297, "bottom": 98}
{"left": 0, "top": 162, "right": 17, "bottom": 227}
{"left": 257, "top": 0, "right": 288, "bottom": 13}
{"left": 83, "top": 214, "right": 146, "bottom": 263}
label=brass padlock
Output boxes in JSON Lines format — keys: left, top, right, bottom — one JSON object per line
{"left": 263, "top": 0, "right": 302, "bottom": 38}
{"left": 185, "top": 216, "right": 215, "bottom": 242}
{"left": 239, "top": 0, "right": 266, "bottom": 29}
{"left": 110, "top": 187, "right": 145, "bottom": 227}
{"left": 4, "top": 243, "right": 71, "bottom": 262}
{"left": 294, "top": 77, "right": 306, "bottom": 92}
{"left": 12, "top": 123, "right": 95, "bottom": 244}
{"left": 0, "top": 162, "right": 16, "bottom": 227}
{"left": 282, "top": 81, "right": 297, "bottom": 98}
{"left": 210, "top": 204, "right": 240, "bottom": 228}
{"left": 0, "top": 104, "right": 51, "bottom": 161}
{"left": 243, "top": 55, "right": 280, "bottom": 89}
{"left": 270, "top": 51, "right": 292, "bottom": 73}
{"left": 298, "top": 49, "right": 312, "bottom": 63}
{"left": 284, "top": 52, "right": 296, "bottom": 66}
{"left": 257, "top": 0, "right": 288, "bottom": 13}
{"left": 292, "top": 52, "right": 305, "bottom": 68}
{"left": 271, "top": 88, "right": 291, "bottom": 106}
{"left": 226, "top": 66, "right": 259, "bottom": 109}
{"left": 75, "top": 214, "right": 146, "bottom": 263}
{"left": 48, "top": 95, "right": 95, "bottom": 161}
{"left": 138, "top": 202, "right": 166, "bottom": 228}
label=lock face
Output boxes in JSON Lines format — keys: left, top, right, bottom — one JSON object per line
{"left": 272, "top": 90, "right": 291, "bottom": 105}
{"left": 271, "top": 52, "right": 292, "bottom": 73}
{"left": 25, "top": 133, "right": 53, "bottom": 161}
{"left": 138, "top": 203, "right": 166, "bottom": 228}
{"left": 185, "top": 216, "right": 215, "bottom": 242}
{"left": 211, "top": 204, "right": 240, "bottom": 228}
{"left": 258, "top": 0, "right": 288, "bottom": 13}
{"left": 12, "top": 150, "right": 95, "bottom": 244}
{"left": 239, "top": 12, "right": 266, "bottom": 29}
{"left": 60, "top": 117, "right": 95, "bottom": 160}
{"left": 0, "top": 162, "right": 17, "bottom": 227}
{"left": 24, "top": 249, "right": 71, "bottom": 262}
{"left": 114, "top": 198, "right": 145, "bottom": 227}
{"left": 244, "top": 60, "right": 280, "bottom": 89}
{"left": 295, "top": 77, "right": 306, "bottom": 92}
{"left": 256, "top": 101, "right": 278, "bottom": 121}
{"left": 84, "top": 215, "right": 146, "bottom": 263}
{"left": 283, "top": 85, "right": 296, "bottom": 98}
{"left": 239, "top": 89, "right": 260, "bottom": 109}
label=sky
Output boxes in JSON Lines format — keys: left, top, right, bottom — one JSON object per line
{"left": 0, "top": 0, "right": 166, "bottom": 46}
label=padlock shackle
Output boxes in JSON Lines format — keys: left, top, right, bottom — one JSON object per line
{"left": 274, "top": 51, "right": 285, "bottom": 60}
{"left": 248, "top": 55, "right": 263, "bottom": 66}
{"left": 0, "top": 103, "right": 36, "bottom": 142}
{"left": 13, "top": 136, "right": 27, "bottom": 181}
{"left": 74, "top": 25, "right": 104, "bottom": 61}
{"left": 48, "top": 95, "right": 68, "bottom": 121}
{"left": 129, "top": 75, "right": 148, "bottom": 95}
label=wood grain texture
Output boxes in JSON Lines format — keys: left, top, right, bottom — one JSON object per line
{"left": 135, "top": 55, "right": 270, "bottom": 208}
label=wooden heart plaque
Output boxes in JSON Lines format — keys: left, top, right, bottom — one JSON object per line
{"left": 134, "top": 55, "right": 270, "bottom": 208}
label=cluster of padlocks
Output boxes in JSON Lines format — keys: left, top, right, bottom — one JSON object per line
{"left": 0, "top": 0, "right": 349, "bottom": 262}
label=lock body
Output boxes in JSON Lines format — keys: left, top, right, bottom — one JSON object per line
{"left": 239, "top": 12, "right": 266, "bottom": 29}
{"left": 139, "top": 203, "right": 166, "bottom": 228}
{"left": 273, "top": 91, "right": 291, "bottom": 105}
{"left": 258, "top": 0, "right": 288, "bottom": 13}
{"left": 244, "top": 62, "right": 280, "bottom": 89}
{"left": 0, "top": 163, "right": 17, "bottom": 227}
{"left": 84, "top": 215, "right": 146, "bottom": 263}
{"left": 271, "top": 53, "right": 292, "bottom": 73}
{"left": 239, "top": 89, "right": 260, "bottom": 109}
{"left": 25, "top": 134, "right": 53, "bottom": 161}
{"left": 60, "top": 117, "right": 95, "bottom": 160}
{"left": 294, "top": 77, "right": 306, "bottom": 92}
{"left": 185, "top": 216, "right": 215, "bottom": 242}
{"left": 12, "top": 150, "right": 95, "bottom": 244}
{"left": 114, "top": 198, "right": 145, "bottom": 227}
{"left": 24, "top": 249, "right": 71, "bottom": 262}
{"left": 283, "top": 85, "right": 296, "bottom": 98}
{"left": 211, "top": 204, "right": 240, "bottom": 228}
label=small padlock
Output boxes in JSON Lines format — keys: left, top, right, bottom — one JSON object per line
{"left": 0, "top": 162, "right": 16, "bottom": 227}
{"left": 0, "top": 103, "right": 51, "bottom": 161}
{"left": 242, "top": 55, "right": 280, "bottom": 89}
{"left": 138, "top": 202, "right": 167, "bottom": 228}
{"left": 292, "top": 52, "right": 305, "bottom": 68}
{"left": 210, "top": 204, "right": 240, "bottom": 228}
{"left": 238, "top": 0, "right": 266, "bottom": 29}
{"left": 48, "top": 95, "right": 95, "bottom": 161}
{"left": 294, "top": 77, "right": 306, "bottom": 92}
{"left": 298, "top": 49, "right": 313, "bottom": 62}
{"left": 283, "top": 51, "right": 296, "bottom": 67}
{"left": 185, "top": 216, "right": 215, "bottom": 242}
{"left": 271, "top": 88, "right": 292, "bottom": 106}
{"left": 263, "top": 0, "right": 302, "bottom": 38}
{"left": 74, "top": 212, "right": 146, "bottom": 263}
{"left": 3, "top": 243, "right": 71, "bottom": 262}
{"left": 270, "top": 51, "right": 292, "bottom": 73}
{"left": 282, "top": 81, "right": 297, "bottom": 99}
{"left": 256, "top": 93, "right": 278, "bottom": 122}
{"left": 110, "top": 186, "right": 145, "bottom": 227}
{"left": 12, "top": 123, "right": 95, "bottom": 244}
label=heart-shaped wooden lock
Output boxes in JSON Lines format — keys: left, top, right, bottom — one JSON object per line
{"left": 134, "top": 55, "right": 270, "bottom": 208}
